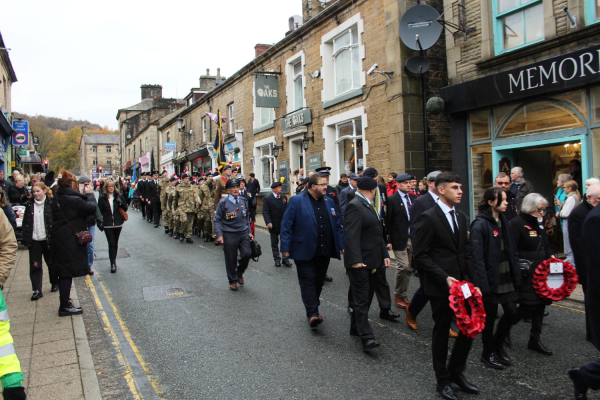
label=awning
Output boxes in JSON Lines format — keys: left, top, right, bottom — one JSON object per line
{"left": 17, "top": 153, "right": 42, "bottom": 164}
{"left": 173, "top": 155, "right": 188, "bottom": 164}
{"left": 0, "top": 114, "right": 15, "bottom": 138}
{"left": 186, "top": 147, "right": 209, "bottom": 161}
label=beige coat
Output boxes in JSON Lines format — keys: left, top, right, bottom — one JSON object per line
{"left": 0, "top": 210, "right": 17, "bottom": 286}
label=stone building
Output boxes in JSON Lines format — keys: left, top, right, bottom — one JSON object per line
{"left": 151, "top": 0, "right": 450, "bottom": 207}
{"left": 117, "top": 85, "right": 184, "bottom": 177}
{"left": 79, "top": 130, "right": 119, "bottom": 179}
{"left": 439, "top": 0, "right": 600, "bottom": 217}
{"left": 0, "top": 30, "right": 17, "bottom": 174}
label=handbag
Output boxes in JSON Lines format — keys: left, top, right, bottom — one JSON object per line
{"left": 250, "top": 239, "right": 262, "bottom": 262}
{"left": 56, "top": 197, "right": 93, "bottom": 245}
{"left": 119, "top": 206, "right": 128, "bottom": 222}
{"left": 517, "top": 236, "right": 542, "bottom": 276}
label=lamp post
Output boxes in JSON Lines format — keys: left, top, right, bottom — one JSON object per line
{"left": 301, "top": 132, "right": 314, "bottom": 152}
{"left": 272, "top": 141, "right": 284, "bottom": 159}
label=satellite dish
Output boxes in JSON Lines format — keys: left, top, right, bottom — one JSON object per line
{"left": 367, "top": 64, "right": 378, "bottom": 75}
{"left": 399, "top": 5, "right": 443, "bottom": 51}
{"left": 405, "top": 56, "right": 430, "bottom": 75}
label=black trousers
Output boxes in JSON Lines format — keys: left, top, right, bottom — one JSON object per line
{"left": 104, "top": 227, "right": 122, "bottom": 265}
{"left": 140, "top": 200, "right": 146, "bottom": 218}
{"left": 408, "top": 269, "right": 429, "bottom": 318}
{"left": 347, "top": 268, "right": 382, "bottom": 341}
{"left": 430, "top": 296, "right": 474, "bottom": 386}
{"left": 481, "top": 297, "right": 518, "bottom": 356}
{"left": 223, "top": 231, "right": 251, "bottom": 283}
{"left": 580, "top": 359, "right": 600, "bottom": 390}
{"left": 496, "top": 302, "right": 546, "bottom": 339}
{"left": 152, "top": 200, "right": 161, "bottom": 225}
{"left": 269, "top": 232, "right": 287, "bottom": 262}
{"left": 29, "top": 240, "right": 56, "bottom": 292}
{"left": 347, "top": 267, "right": 392, "bottom": 310}
{"left": 295, "top": 256, "right": 330, "bottom": 318}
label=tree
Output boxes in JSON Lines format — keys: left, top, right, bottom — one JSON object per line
{"left": 48, "top": 126, "right": 81, "bottom": 173}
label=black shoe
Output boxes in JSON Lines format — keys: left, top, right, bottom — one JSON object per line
{"left": 173, "top": 233, "right": 179, "bottom": 240}
{"left": 58, "top": 303, "right": 83, "bottom": 317}
{"left": 436, "top": 384, "right": 459, "bottom": 400}
{"left": 179, "top": 236, "right": 185, "bottom": 242}
{"left": 568, "top": 368, "right": 589, "bottom": 400}
{"left": 324, "top": 275, "right": 333, "bottom": 283}
{"left": 165, "top": 228, "right": 170, "bottom": 234}
{"left": 204, "top": 236, "right": 210, "bottom": 242}
{"left": 154, "top": 224, "right": 159, "bottom": 228}
{"left": 362, "top": 339, "right": 380, "bottom": 352}
{"left": 168, "top": 230, "right": 174, "bottom": 237}
{"left": 450, "top": 373, "right": 480, "bottom": 394}
{"left": 282, "top": 259, "right": 292, "bottom": 267}
{"left": 380, "top": 309, "right": 400, "bottom": 321}
{"left": 111, "top": 264, "right": 117, "bottom": 273}
{"left": 528, "top": 334, "right": 553, "bottom": 355}
{"left": 480, "top": 353, "right": 505, "bottom": 370}
{"left": 275, "top": 260, "right": 281, "bottom": 267}
{"left": 51, "top": 284, "right": 59, "bottom": 293}
{"left": 495, "top": 346, "right": 512, "bottom": 366}
{"left": 543, "top": 310, "right": 549, "bottom": 317}
{"left": 68, "top": 299, "right": 82, "bottom": 310}
{"left": 31, "top": 290, "right": 43, "bottom": 301}
{"left": 348, "top": 306, "right": 353, "bottom": 315}
{"left": 186, "top": 238, "right": 194, "bottom": 243}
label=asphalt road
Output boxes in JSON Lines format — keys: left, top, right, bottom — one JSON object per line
{"left": 81, "top": 207, "right": 598, "bottom": 400}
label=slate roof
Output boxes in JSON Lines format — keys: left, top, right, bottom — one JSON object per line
{"left": 82, "top": 134, "right": 119, "bottom": 145}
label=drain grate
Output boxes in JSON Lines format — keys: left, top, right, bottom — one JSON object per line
{"left": 94, "top": 249, "right": 131, "bottom": 261}
{"left": 142, "top": 283, "right": 201, "bottom": 302}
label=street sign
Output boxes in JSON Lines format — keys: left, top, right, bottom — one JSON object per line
{"left": 33, "top": 136, "right": 39, "bottom": 146}
{"left": 10, "top": 161, "right": 15, "bottom": 167}
{"left": 164, "top": 142, "right": 176, "bottom": 152}
{"left": 12, "top": 120, "right": 29, "bottom": 146}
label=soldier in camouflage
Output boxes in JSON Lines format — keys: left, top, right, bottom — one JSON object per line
{"left": 194, "top": 176, "right": 206, "bottom": 237}
{"left": 159, "top": 172, "right": 171, "bottom": 234}
{"left": 199, "top": 175, "right": 215, "bottom": 242}
{"left": 173, "top": 173, "right": 200, "bottom": 243}
{"left": 169, "top": 180, "right": 181, "bottom": 240}
{"left": 162, "top": 177, "right": 176, "bottom": 236}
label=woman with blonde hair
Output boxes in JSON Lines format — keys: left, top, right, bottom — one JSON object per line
{"left": 98, "top": 180, "right": 128, "bottom": 273}
{"left": 50, "top": 170, "right": 97, "bottom": 316}
{"left": 22, "top": 182, "right": 57, "bottom": 300}
{"left": 557, "top": 180, "right": 581, "bottom": 265}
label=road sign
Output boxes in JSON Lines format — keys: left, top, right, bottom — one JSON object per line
{"left": 10, "top": 161, "right": 15, "bottom": 167}
{"left": 12, "top": 120, "right": 29, "bottom": 146}
{"left": 164, "top": 142, "right": 176, "bottom": 152}
{"left": 33, "top": 136, "right": 39, "bottom": 146}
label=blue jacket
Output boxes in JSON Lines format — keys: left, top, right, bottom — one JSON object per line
{"left": 280, "top": 191, "right": 344, "bottom": 261}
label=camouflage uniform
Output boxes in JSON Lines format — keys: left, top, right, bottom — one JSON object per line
{"left": 168, "top": 184, "right": 180, "bottom": 237}
{"left": 162, "top": 184, "right": 174, "bottom": 231}
{"left": 194, "top": 182, "right": 205, "bottom": 235}
{"left": 199, "top": 179, "right": 215, "bottom": 237}
{"left": 173, "top": 181, "right": 200, "bottom": 239}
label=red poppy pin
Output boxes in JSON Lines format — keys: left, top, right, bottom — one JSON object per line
{"left": 525, "top": 225, "right": 532, "bottom": 230}
{"left": 283, "top": 198, "right": 287, "bottom": 203}
{"left": 493, "top": 230, "right": 499, "bottom": 237}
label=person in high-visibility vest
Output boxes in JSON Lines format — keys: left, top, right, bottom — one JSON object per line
{"left": 0, "top": 210, "right": 26, "bottom": 399}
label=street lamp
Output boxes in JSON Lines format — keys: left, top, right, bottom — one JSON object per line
{"left": 123, "top": 120, "right": 131, "bottom": 140}
{"left": 177, "top": 116, "right": 184, "bottom": 132}
{"left": 301, "top": 132, "right": 315, "bottom": 151}
{"left": 272, "top": 141, "right": 284, "bottom": 159}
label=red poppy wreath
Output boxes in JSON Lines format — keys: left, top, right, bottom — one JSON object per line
{"left": 448, "top": 281, "right": 486, "bottom": 338}
{"left": 532, "top": 257, "right": 578, "bottom": 302}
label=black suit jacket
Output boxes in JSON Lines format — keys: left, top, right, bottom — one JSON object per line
{"left": 262, "top": 193, "right": 287, "bottom": 234}
{"left": 386, "top": 191, "right": 416, "bottom": 251}
{"left": 146, "top": 180, "right": 159, "bottom": 202}
{"left": 413, "top": 204, "right": 479, "bottom": 297}
{"left": 137, "top": 180, "right": 146, "bottom": 199}
{"left": 568, "top": 199, "right": 593, "bottom": 287}
{"left": 409, "top": 191, "right": 437, "bottom": 241}
{"left": 343, "top": 195, "right": 388, "bottom": 269}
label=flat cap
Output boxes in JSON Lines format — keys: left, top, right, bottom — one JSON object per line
{"left": 78, "top": 176, "right": 91, "bottom": 184}
{"left": 396, "top": 173, "right": 414, "bottom": 183}
{"left": 271, "top": 181, "right": 282, "bottom": 189}
{"left": 357, "top": 177, "right": 378, "bottom": 190}
{"left": 362, "top": 167, "right": 378, "bottom": 178}
{"left": 348, "top": 173, "right": 360, "bottom": 180}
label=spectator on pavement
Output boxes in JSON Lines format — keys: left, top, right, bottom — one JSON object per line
{"left": 336, "top": 173, "right": 349, "bottom": 192}
{"left": 556, "top": 180, "right": 581, "bottom": 265}
{"left": 510, "top": 167, "right": 535, "bottom": 213}
{"left": 585, "top": 177, "right": 600, "bottom": 193}
{"left": 386, "top": 172, "right": 398, "bottom": 197}
{"left": 7, "top": 176, "right": 30, "bottom": 206}
{"left": 0, "top": 170, "right": 12, "bottom": 194}
{"left": 51, "top": 169, "right": 97, "bottom": 317}
{"left": 554, "top": 174, "right": 571, "bottom": 221}
{"left": 78, "top": 176, "right": 102, "bottom": 274}
{"left": 98, "top": 180, "right": 128, "bottom": 274}
{"left": 22, "top": 182, "right": 57, "bottom": 300}
{"left": 0, "top": 188, "right": 17, "bottom": 229}
{"left": 9, "top": 170, "right": 20, "bottom": 184}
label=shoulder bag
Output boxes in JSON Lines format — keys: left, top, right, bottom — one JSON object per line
{"left": 517, "top": 235, "right": 542, "bottom": 276}
{"left": 118, "top": 198, "right": 129, "bottom": 222}
{"left": 56, "top": 197, "right": 93, "bottom": 245}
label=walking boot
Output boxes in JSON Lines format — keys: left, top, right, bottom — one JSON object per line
{"left": 179, "top": 235, "right": 185, "bottom": 243}
{"left": 58, "top": 299, "right": 83, "bottom": 317}
{"left": 528, "top": 334, "right": 553, "bottom": 355}
{"left": 168, "top": 229, "right": 174, "bottom": 237}
{"left": 204, "top": 235, "right": 210, "bottom": 242}
{"left": 173, "top": 233, "right": 179, "bottom": 240}
{"left": 165, "top": 227, "right": 170, "bottom": 234}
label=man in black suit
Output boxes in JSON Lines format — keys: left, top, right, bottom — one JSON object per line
{"left": 494, "top": 172, "right": 517, "bottom": 220}
{"left": 339, "top": 173, "right": 358, "bottom": 224}
{"left": 344, "top": 177, "right": 391, "bottom": 352}
{"left": 386, "top": 173, "right": 417, "bottom": 309}
{"left": 146, "top": 171, "right": 160, "bottom": 227}
{"left": 138, "top": 172, "right": 147, "bottom": 219}
{"left": 414, "top": 171, "right": 481, "bottom": 400}
{"left": 262, "top": 181, "right": 289, "bottom": 267}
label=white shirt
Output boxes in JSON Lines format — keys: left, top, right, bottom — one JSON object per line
{"left": 398, "top": 190, "right": 411, "bottom": 220}
{"left": 437, "top": 200, "right": 458, "bottom": 232}
{"left": 429, "top": 191, "right": 440, "bottom": 203}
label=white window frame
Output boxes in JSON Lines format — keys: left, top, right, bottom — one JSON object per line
{"left": 285, "top": 51, "right": 306, "bottom": 113}
{"left": 91, "top": 145, "right": 97, "bottom": 153}
{"left": 321, "top": 13, "right": 365, "bottom": 106}
{"left": 201, "top": 118, "right": 207, "bottom": 143}
{"left": 228, "top": 103, "right": 235, "bottom": 134}
{"left": 335, "top": 119, "right": 363, "bottom": 176}
{"left": 106, "top": 146, "right": 112, "bottom": 153}
{"left": 252, "top": 135, "right": 276, "bottom": 192}
{"left": 93, "top": 159, "right": 98, "bottom": 166}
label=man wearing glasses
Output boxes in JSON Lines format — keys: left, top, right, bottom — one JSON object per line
{"left": 495, "top": 172, "right": 517, "bottom": 220}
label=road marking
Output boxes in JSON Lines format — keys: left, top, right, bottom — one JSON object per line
{"left": 86, "top": 275, "right": 163, "bottom": 399}
{"left": 551, "top": 302, "right": 585, "bottom": 313}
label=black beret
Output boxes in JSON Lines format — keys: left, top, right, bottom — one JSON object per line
{"left": 396, "top": 173, "right": 414, "bottom": 183}
{"left": 226, "top": 179, "right": 240, "bottom": 189}
{"left": 169, "top": 177, "right": 177, "bottom": 182}
{"left": 212, "top": 171, "right": 220, "bottom": 177}
{"left": 362, "top": 167, "right": 378, "bottom": 178}
{"left": 161, "top": 170, "right": 168, "bottom": 175}
{"left": 271, "top": 181, "right": 282, "bottom": 189}
{"left": 181, "top": 173, "right": 190, "bottom": 179}
{"left": 198, "top": 176, "right": 206, "bottom": 181}
{"left": 357, "top": 177, "right": 377, "bottom": 190}
{"left": 222, "top": 164, "right": 232, "bottom": 171}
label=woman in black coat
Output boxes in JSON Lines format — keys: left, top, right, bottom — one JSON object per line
{"left": 22, "top": 182, "right": 57, "bottom": 300}
{"left": 470, "top": 187, "right": 521, "bottom": 370}
{"left": 51, "top": 170, "right": 97, "bottom": 316}
{"left": 8, "top": 177, "right": 30, "bottom": 205}
{"left": 97, "top": 180, "right": 128, "bottom": 273}
{"left": 496, "top": 193, "right": 554, "bottom": 356}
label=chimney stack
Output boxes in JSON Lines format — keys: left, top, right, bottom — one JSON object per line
{"left": 82, "top": 126, "right": 87, "bottom": 136}
{"left": 254, "top": 44, "right": 272, "bottom": 58}
{"left": 141, "top": 84, "right": 163, "bottom": 100}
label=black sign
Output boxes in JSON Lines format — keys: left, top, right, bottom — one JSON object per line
{"left": 280, "top": 109, "right": 311, "bottom": 132}
{"left": 441, "top": 44, "right": 600, "bottom": 114}
{"left": 278, "top": 160, "right": 289, "bottom": 193}
{"left": 32, "top": 136, "right": 39, "bottom": 146}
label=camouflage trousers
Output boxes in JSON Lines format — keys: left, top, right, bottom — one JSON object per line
{"left": 163, "top": 209, "right": 172, "bottom": 229}
{"left": 201, "top": 209, "right": 215, "bottom": 237}
{"left": 194, "top": 211, "right": 204, "bottom": 231}
{"left": 179, "top": 212, "right": 196, "bottom": 239}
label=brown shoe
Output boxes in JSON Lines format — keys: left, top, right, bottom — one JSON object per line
{"left": 395, "top": 295, "right": 409, "bottom": 309}
{"left": 406, "top": 308, "right": 418, "bottom": 330}
{"left": 309, "top": 316, "right": 322, "bottom": 328}
{"left": 449, "top": 328, "right": 459, "bottom": 338}
{"left": 229, "top": 283, "right": 238, "bottom": 291}
{"left": 238, "top": 277, "right": 245, "bottom": 285}
{"left": 318, "top": 314, "right": 324, "bottom": 322}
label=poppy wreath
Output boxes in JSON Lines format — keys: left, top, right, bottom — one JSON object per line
{"left": 448, "top": 281, "right": 486, "bottom": 338}
{"left": 532, "top": 257, "right": 578, "bottom": 302}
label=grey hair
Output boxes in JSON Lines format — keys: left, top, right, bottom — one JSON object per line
{"left": 585, "top": 177, "right": 600, "bottom": 186}
{"left": 587, "top": 184, "right": 600, "bottom": 198}
{"left": 521, "top": 193, "right": 548, "bottom": 214}
{"left": 511, "top": 167, "right": 523, "bottom": 177}
{"left": 558, "top": 174, "right": 572, "bottom": 183}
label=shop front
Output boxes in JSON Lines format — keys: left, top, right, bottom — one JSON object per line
{"left": 441, "top": 45, "right": 600, "bottom": 219}
{"left": 186, "top": 147, "right": 213, "bottom": 175}
{"left": 0, "top": 113, "right": 14, "bottom": 174}
{"left": 139, "top": 152, "right": 151, "bottom": 173}
{"left": 160, "top": 152, "right": 174, "bottom": 176}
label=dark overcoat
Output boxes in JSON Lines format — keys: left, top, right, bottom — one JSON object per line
{"left": 583, "top": 204, "right": 600, "bottom": 350}
{"left": 98, "top": 191, "right": 128, "bottom": 227}
{"left": 262, "top": 193, "right": 287, "bottom": 234}
{"left": 568, "top": 199, "right": 593, "bottom": 288}
{"left": 22, "top": 196, "right": 53, "bottom": 247}
{"left": 51, "top": 187, "right": 97, "bottom": 278}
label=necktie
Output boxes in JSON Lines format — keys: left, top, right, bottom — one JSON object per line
{"left": 449, "top": 210, "right": 459, "bottom": 242}
{"left": 235, "top": 197, "right": 239, "bottom": 204}
{"left": 405, "top": 194, "right": 412, "bottom": 210}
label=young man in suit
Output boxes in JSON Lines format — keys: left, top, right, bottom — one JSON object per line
{"left": 147, "top": 171, "right": 160, "bottom": 227}
{"left": 386, "top": 173, "right": 417, "bottom": 309}
{"left": 344, "top": 177, "right": 391, "bottom": 352}
{"left": 138, "top": 172, "right": 147, "bottom": 219}
{"left": 280, "top": 174, "right": 344, "bottom": 328}
{"left": 414, "top": 171, "right": 481, "bottom": 400}
{"left": 262, "top": 181, "right": 289, "bottom": 267}
{"left": 339, "top": 173, "right": 359, "bottom": 224}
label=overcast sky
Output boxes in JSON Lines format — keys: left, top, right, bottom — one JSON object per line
{"left": 1, "top": 0, "right": 302, "bottom": 130}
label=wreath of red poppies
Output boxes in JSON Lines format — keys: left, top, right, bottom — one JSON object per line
{"left": 532, "top": 257, "right": 578, "bottom": 302}
{"left": 448, "top": 281, "right": 486, "bottom": 338}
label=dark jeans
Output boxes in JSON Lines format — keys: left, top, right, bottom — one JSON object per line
{"left": 347, "top": 267, "right": 381, "bottom": 341}
{"left": 223, "top": 231, "right": 251, "bottom": 283}
{"left": 580, "top": 359, "right": 600, "bottom": 390}
{"left": 270, "top": 232, "right": 281, "bottom": 262}
{"left": 408, "top": 268, "right": 429, "bottom": 318}
{"left": 430, "top": 296, "right": 474, "bottom": 386}
{"left": 58, "top": 277, "right": 72, "bottom": 303}
{"left": 496, "top": 302, "right": 546, "bottom": 341}
{"left": 29, "top": 240, "right": 56, "bottom": 292}
{"left": 295, "top": 256, "right": 330, "bottom": 318}
{"left": 104, "top": 227, "right": 122, "bottom": 265}
{"left": 481, "top": 297, "right": 518, "bottom": 356}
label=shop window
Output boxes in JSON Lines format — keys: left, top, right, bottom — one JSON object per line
{"left": 592, "top": 128, "right": 600, "bottom": 177}
{"left": 260, "top": 145, "right": 275, "bottom": 188}
{"left": 336, "top": 118, "right": 364, "bottom": 175}
{"left": 470, "top": 143, "right": 493, "bottom": 217}
{"left": 495, "top": 101, "right": 584, "bottom": 138}
{"left": 494, "top": 0, "right": 544, "bottom": 54}
{"left": 469, "top": 110, "right": 491, "bottom": 142}
{"left": 585, "top": 0, "right": 600, "bottom": 25}
{"left": 591, "top": 86, "right": 600, "bottom": 125}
